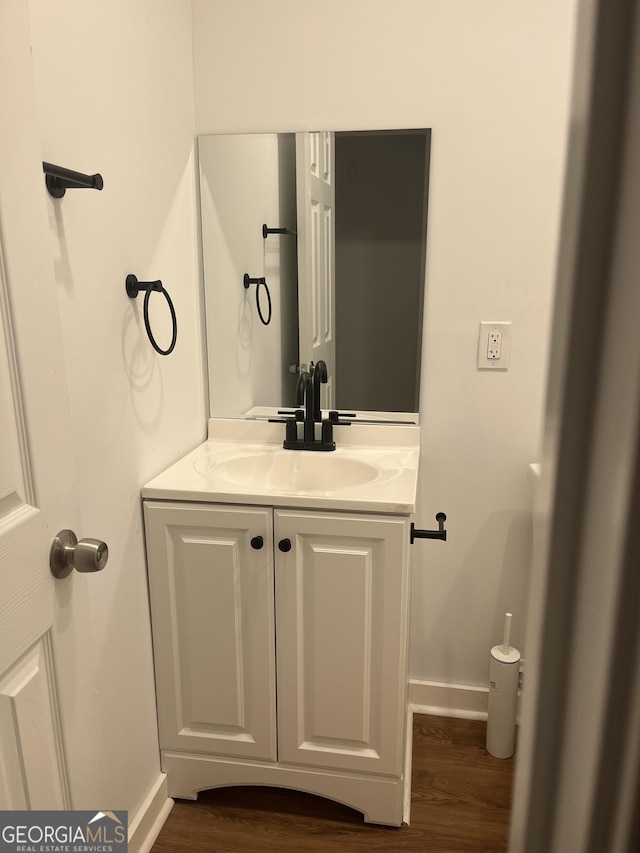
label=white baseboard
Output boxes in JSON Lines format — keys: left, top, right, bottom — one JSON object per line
{"left": 128, "top": 772, "right": 174, "bottom": 853}
{"left": 408, "top": 679, "right": 489, "bottom": 720}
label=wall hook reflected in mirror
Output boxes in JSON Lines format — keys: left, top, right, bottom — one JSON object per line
{"left": 262, "top": 224, "right": 297, "bottom": 238}
{"left": 243, "top": 273, "right": 272, "bottom": 326}
{"left": 43, "top": 162, "right": 104, "bottom": 198}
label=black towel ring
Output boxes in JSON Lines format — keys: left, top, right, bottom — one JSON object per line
{"left": 243, "top": 273, "right": 272, "bottom": 326}
{"left": 126, "top": 274, "right": 177, "bottom": 355}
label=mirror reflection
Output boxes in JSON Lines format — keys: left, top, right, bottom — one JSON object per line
{"left": 198, "top": 129, "right": 431, "bottom": 420}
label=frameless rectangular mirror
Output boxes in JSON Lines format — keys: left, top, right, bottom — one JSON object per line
{"left": 198, "top": 129, "right": 431, "bottom": 421}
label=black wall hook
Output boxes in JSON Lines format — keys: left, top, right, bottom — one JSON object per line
{"left": 125, "top": 274, "right": 177, "bottom": 356}
{"left": 243, "top": 273, "right": 272, "bottom": 325}
{"left": 43, "top": 162, "right": 103, "bottom": 198}
{"left": 126, "top": 274, "right": 162, "bottom": 298}
{"left": 262, "top": 224, "right": 296, "bottom": 238}
{"left": 411, "top": 512, "right": 448, "bottom": 543}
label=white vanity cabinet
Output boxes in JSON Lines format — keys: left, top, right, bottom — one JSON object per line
{"left": 144, "top": 499, "right": 411, "bottom": 826}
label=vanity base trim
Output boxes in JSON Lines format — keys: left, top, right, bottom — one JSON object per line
{"left": 161, "top": 749, "right": 405, "bottom": 827}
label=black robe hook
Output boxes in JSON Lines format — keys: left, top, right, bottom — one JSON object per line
{"left": 43, "top": 162, "right": 103, "bottom": 198}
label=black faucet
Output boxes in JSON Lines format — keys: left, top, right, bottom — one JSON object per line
{"left": 283, "top": 362, "right": 335, "bottom": 451}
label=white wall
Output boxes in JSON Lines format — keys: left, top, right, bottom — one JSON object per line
{"left": 26, "top": 0, "right": 205, "bottom": 816}
{"left": 192, "top": 0, "right": 577, "bottom": 687}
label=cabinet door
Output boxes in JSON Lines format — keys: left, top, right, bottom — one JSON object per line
{"left": 144, "top": 502, "right": 276, "bottom": 761}
{"left": 274, "top": 510, "right": 410, "bottom": 776}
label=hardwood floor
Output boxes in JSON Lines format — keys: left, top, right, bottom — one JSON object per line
{"left": 151, "top": 715, "right": 514, "bottom": 853}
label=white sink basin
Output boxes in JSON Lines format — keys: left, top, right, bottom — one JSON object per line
{"left": 209, "top": 451, "right": 380, "bottom": 492}
{"left": 142, "top": 420, "right": 420, "bottom": 512}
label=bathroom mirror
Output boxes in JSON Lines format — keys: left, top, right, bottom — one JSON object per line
{"left": 199, "top": 129, "right": 431, "bottom": 420}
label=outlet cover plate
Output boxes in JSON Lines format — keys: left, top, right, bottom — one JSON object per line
{"left": 478, "top": 321, "right": 511, "bottom": 370}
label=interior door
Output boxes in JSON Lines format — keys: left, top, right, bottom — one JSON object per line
{"left": 296, "top": 132, "right": 336, "bottom": 407}
{"left": 0, "top": 0, "right": 84, "bottom": 809}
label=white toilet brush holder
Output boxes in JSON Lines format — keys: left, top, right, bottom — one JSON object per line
{"left": 486, "top": 612, "right": 520, "bottom": 759}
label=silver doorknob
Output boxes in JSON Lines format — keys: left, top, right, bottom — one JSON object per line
{"left": 50, "top": 529, "right": 109, "bottom": 579}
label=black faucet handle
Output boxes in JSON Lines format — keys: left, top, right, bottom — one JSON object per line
{"left": 328, "top": 410, "right": 355, "bottom": 424}
{"left": 278, "top": 409, "right": 304, "bottom": 420}
{"left": 285, "top": 417, "right": 298, "bottom": 443}
{"left": 275, "top": 408, "right": 304, "bottom": 419}
{"left": 321, "top": 418, "right": 336, "bottom": 447}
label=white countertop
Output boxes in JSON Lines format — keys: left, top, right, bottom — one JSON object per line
{"left": 243, "top": 405, "right": 419, "bottom": 425}
{"left": 142, "top": 419, "right": 420, "bottom": 514}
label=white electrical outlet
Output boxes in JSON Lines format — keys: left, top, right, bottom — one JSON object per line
{"left": 488, "top": 331, "right": 502, "bottom": 359}
{"left": 478, "top": 322, "right": 511, "bottom": 369}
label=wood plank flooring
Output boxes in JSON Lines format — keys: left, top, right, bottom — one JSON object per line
{"left": 151, "top": 715, "right": 514, "bottom": 853}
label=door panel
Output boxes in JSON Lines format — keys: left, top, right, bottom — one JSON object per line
{"left": 301, "top": 543, "right": 376, "bottom": 746}
{"left": 0, "top": 131, "right": 52, "bottom": 680}
{"left": 145, "top": 502, "right": 277, "bottom": 761}
{"left": 0, "top": 636, "right": 68, "bottom": 809}
{"left": 274, "top": 510, "right": 410, "bottom": 776}
{"left": 296, "top": 131, "right": 336, "bottom": 406}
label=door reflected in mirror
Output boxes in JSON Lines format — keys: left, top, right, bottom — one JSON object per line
{"left": 198, "top": 129, "right": 431, "bottom": 420}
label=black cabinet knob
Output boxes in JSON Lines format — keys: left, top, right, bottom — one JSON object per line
{"left": 250, "top": 536, "right": 264, "bottom": 550}
{"left": 278, "top": 538, "right": 292, "bottom": 552}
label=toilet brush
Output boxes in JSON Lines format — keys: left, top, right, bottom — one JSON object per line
{"left": 486, "top": 612, "right": 520, "bottom": 758}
